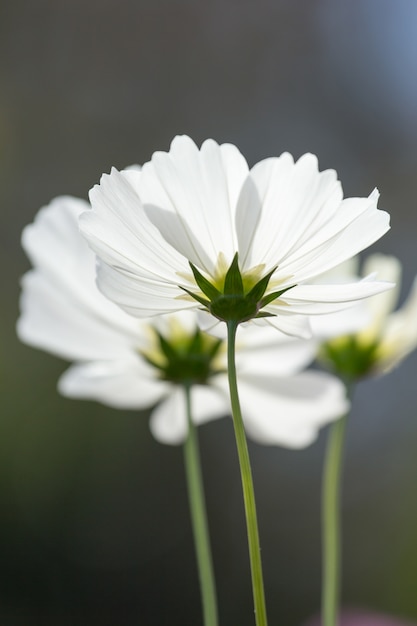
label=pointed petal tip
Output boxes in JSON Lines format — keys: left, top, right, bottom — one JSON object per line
{"left": 170, "top": 134, "right": 197, "bottom": 151}
{"left": 297, "top": 152, "right": 319, "bottom": 168}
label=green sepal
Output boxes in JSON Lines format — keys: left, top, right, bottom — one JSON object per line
{"left": 259, "top": 285, "right": 293, "bottom": 308}
{"left": 157, "top": 332, "right": 179, "bottom": 361}
{"left": 182, "top": 254, "right": 297, "bottom": 325}
{"left": 223, "top": 253, "right": 244, "bottom": 296}
{"left": 141, "top": 354, "right": 165, "bottom": 372}
{"left": 189, "top": 262, "right": 222, "bottom": 301}
{"left": 210, "top": 295, "right": 258, "bottom": 324}
{"left": 254, "top": 311, "right": 275, "bottom": 318}
{"left": 246, "top": 266, "right": 278, "bottom": 301}
{"left": 188, "top": 328, "right": 203, "bottom": 353}
{"left": 180, "top": 287, "right": 211, "bottom": 309}
{"left": 207, "top": 337, "right": 223, "bottom": 360}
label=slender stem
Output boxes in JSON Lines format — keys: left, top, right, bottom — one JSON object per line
{"left": 321, "top": 385, "right": 352, "bottom": 626}
{"left": 226, "top": 321, "right": 268, "bottom": 626}
{"left": 183, "top": 384, "right": 218, "bottom": 626}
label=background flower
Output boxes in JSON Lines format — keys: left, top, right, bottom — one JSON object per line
{"left": 317, "top": 254, "right": 417, "bottom": 378}
{"left": 80, "top": 136, "right": 391, "bottom": 337}
{"left": 18, "top": 196, "right": 349, "bottom": 448}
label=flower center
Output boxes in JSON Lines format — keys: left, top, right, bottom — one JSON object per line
{"left": 141, "top": 324, "right": 224, "bottom": 385}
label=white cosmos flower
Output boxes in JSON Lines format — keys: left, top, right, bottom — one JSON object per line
{"left": 317, "top": 254, "right": 417, "bottom": 377}
{"left": 17, "top": 196, "right": 350, "bottom": 448}
{"left": 79, "top": 135, "right": 392, "bottom": 338}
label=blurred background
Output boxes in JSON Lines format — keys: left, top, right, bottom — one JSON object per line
{"left": 1, "top": 0, "right": 417, "bottom": 624}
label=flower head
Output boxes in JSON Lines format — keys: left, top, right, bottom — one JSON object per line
{"left": 18, "top": 196, "right": 349, "bottom": 448}
{"left": 318, "top": 254, "right": 417, "bottom": 378}
{"left": 80, "top": 135, "right": 391, "bottom": 337}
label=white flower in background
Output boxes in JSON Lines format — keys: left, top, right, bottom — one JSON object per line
{"left": 80, "top": 135, "right": 392, "bottom": 338}
{"left": 318, "top": 254, "right": 417, "bottom": 378}
{"left": 17, "top": 196, "right": 349, "bottom": 448}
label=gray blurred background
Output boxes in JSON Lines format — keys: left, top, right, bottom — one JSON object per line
{"left": 1, "top": 1, "right": 417, "bottom": 624}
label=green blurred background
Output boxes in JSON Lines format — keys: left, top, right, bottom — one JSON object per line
{"left": 1, "top": 1, "right": 417, "bottom": 624}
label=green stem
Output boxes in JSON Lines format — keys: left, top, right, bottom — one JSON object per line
{"left": 183, "top": 384, "right": 218, "bottom": 626}
{"left": 321, "top": 385, "right": 352, "bottom": 626}
{"left": 226, "top": 321, "right": 268, "bottom": 626}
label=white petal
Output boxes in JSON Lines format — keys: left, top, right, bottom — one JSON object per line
{"left": 81, "top": 169, "right": 191, "bottom": 287}
{"left": 375, "top": 276, "right": 417, "bottom": 373}
{"left": 273, "top": 192, "right": 390, "bottom": 284}
{"left": 149, "top": 309, "right": 203, "bottom": 337}
{"left": 237, "top": 152, "right": 389, "bottom": 284}
{"left": 235, "top": 168, "right": 266, "bottom": 270}
{"left": 233, "top": 371, "right": 348, "bottom": 448}
{"left": 269, "top": 278, "right": 394, "bottom": 315}
{"left": 309, "top": 254, "right": 396, "bottom": 338}
{"left": 136, "top": 136, "right": 248, "bottom": 274}
{"left": 236, "top": 324, "right": 317, "bottom": 376}
{"left": 314, "top": 255, "right": 361, "bottom": 283}
{"left": 18, "top": 196, "right": 143, "bottom": 360}
{"left": 21, "top": 196, "right": 90, "bottom": 269}
{"left": 310, "top": 302, "right": 371, "bottom": 339}
{"left": 239, "top": 153, "right": 342, "bottom": 269}
{"left": 196, "top": 310, "right": 226, "bottom": 337}
{"left": 262, "top": 313, "right": 312, "bottom": 339}
{"left": 122, "top": 164, "right": 142, "bottom": 175}
{"left": 190, "top": 384, "right": 229, "bottom": 425}
{"left": 361, "top": 254, "right": 402, "bottom": 330}
{"left": 149, "top": 388, "right": 187, "bottom": 444}
{"left": 95, "top": 261, "right": 197, "bottom": 318}
{"left": 17, "top": 271, "right": 139, "bottom": 361}
{"left": 59, "top": 359, "right": 167, "bottom": 409}
{"left": 149, "top": 384, "right": 228, "bottom": 445}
